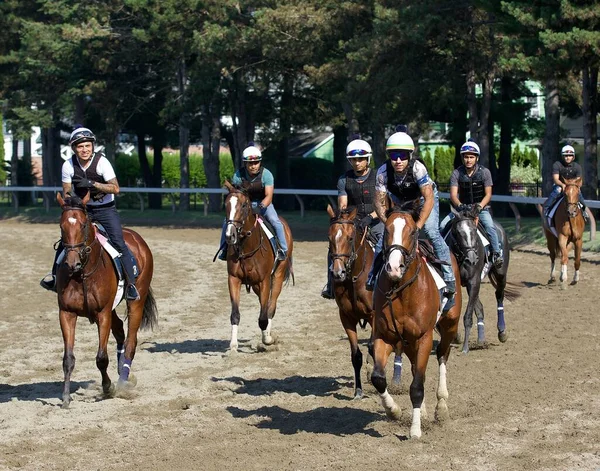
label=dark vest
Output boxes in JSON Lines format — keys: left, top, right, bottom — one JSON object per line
{"left": 385, "top": 159, "right": 422, "bottom": 202}
{"left": 344, "top": 169, "right": 376, "bottom": 218}
{"left": 457, "top": 165, "right": 486, "bottom": 204}
{"left": 72, "top": 153, "right": 108, "bottom": 202}
{"left": 558, "top": 162, "right": 581, "bottom": 182}
{"left": 241, "top": 167, "right": 266, "bottom": 201}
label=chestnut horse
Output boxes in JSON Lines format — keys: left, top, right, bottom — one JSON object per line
{"left": 543, "top": 178, "right": 585, "bottom": 286}
{"left": 223, "top": 181, "right": 293, "bottom": 351}
{"left": 370, "top": 208, "right": 462, "bottom": 438}
{"left": 56, "top": 193, "right": 157, "bottom": 408}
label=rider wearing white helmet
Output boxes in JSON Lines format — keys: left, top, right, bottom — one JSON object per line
{"left": 321, "top": 137, "right": 382, "bottom": 299}
{"left": 40, "top": 126, "right": 141, "bottom": 300}
{"left": 367, "top": 126, "right": 456, "bottom": 310}
{"left": 543, "top": 144, "right": 587, "bottom": 220}
{"left": 217, "top": 142, "right": 288, "bottom": 261}
{"left": 449, "top": 139, "right": 503, "bottom": 269}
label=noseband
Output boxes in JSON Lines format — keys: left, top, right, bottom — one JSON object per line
{"left": 329, "top": 219, "right": 358, "bottom": 271}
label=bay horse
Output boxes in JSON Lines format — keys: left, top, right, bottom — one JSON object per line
{"left": 543, "top": 178, "right": 585, "bottom": 286}
{"left": 326, "top": 205, "right": 402, "bottom": 398}
{"left": 223, "top": 181, "right": 293, "bottom": 351}
{"left": 370, "top": 208, "right": 462, "bottom": 438}
{"left": 447, "top": 207, "right": 520, "bottom": 353}
{"left": 56, "top": 192, "right": 157, "bottom": 408}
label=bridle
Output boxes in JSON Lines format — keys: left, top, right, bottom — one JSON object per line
{"left": 225, "top": 192, "right": 262, "bottom": 259}
{"left": 451, "top": 216, "right": 480, "bottom": 265}
{"left": 380, "top": 221, "right": 420, "bottom": 297}
{"left": 563, "top": 183, "right": 581, "bottom": 219}
{"left": 61, "top": 206, "right": 96, "bottom": 269}
{"left": 329, "top": 218, "right": 359, "bottom": 274}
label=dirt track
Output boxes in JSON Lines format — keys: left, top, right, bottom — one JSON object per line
{"left": 1, "top": 220, "right": 599, "bottom": 471}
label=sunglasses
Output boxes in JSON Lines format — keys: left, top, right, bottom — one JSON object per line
{"left": 347, "top": 149, "right": 370, "bottom": 157}
{"left": 388, "top": 150, "right": 412, "bottom": 161}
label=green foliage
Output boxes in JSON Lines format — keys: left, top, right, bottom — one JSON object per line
{"left": 510, "top": 165, "right": 540, "bottom": 184}
{"left": 433, "top": 146, "right": 454, "bottom": 184}
{"left": 511, "top": 145, "right": 539, "bottom": 169}
{"left": 422, "top": 148, "right": 434, "bottom": 174}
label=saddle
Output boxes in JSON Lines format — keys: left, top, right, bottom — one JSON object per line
{"left": 546, "top": 196, "right": 564, "bottom": 237}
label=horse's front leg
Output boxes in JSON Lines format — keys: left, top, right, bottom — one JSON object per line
{"left": 475, "top": 298, "right": 485, "bottom": 346}
{"left": 340, "top": 314, "right": 363, "bottom": 398}
{"left": 407, "top": 330, "right": 433, "bottom": 438}
{"left": 558, "top": 234, "right": 569, "bottom": 285}
{"left": 257, "top": 278, "right": 274, "bottom": 345}
{"left": 228, "top": 275, "right": 243, "bottom": 352}
{"left": 59, "top": 310, "right": 78, "bottom": 408}
{"left": 371, "top": 338, "right": 400, "bottom": 420}
{"left": 494, "top": 274, "right": 508, "bottom": 343}
{"left": 462, "top": 280, "right": 480, "bottom": 353}
{"left": 97, "top": 308, "right": 114, "bottom": 397}
{"left": 572, "top": 238, "right": 582, "bottom": 284}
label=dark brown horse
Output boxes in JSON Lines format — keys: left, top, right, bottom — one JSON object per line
{"left": 543, "top": 178, "right": 585, "bottom": 286}
{"left": 56, "top": 193, "right": 157, "bottom": 408}
{"left": 370, "top": 209, "right": 462, "bottom": 438}
{"left": 223, "top": 181, "right": 293, "bottom": 351}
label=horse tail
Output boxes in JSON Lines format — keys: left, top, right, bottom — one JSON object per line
{"left": 140, "top": 287, "right": 158, "bottom": 330}
{"left": 284, "top": 256, "right": 295, "bottom": 287}
{"left": 489, "top": 270, "right": 522, "bottom": 302}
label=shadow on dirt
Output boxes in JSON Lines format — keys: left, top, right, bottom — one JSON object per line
{"left": 0, "top": 380, "right": 92, "bottom": 403}
{"left": 212, "top": 375, "right": 353, "bottom": 397}
{"left": 145, "top": 338, "right": 249, "bottom": 355}
{"left": 227, "top": 405, "right": 383, "bottom": 437}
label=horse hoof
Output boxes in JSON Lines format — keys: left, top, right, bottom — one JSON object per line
{"left": 61, "top": 399, "right": 71, "bottom": 409}
{"left": 461, "top": 347, "right": 469, "bottom": 354}
{"left": 103, "top": 383, "right": 116, "bottom": 398}
{"left": 226, "top": 347, "right": 238, "bottom": 356}
{"left": 570, "top": 280, "right": 578, "bottom": 286}
{"left": 498, "top": 330, "right": 508, "bottom": 343}
{"left": 353, "top": 389, "right": 363, "bottom": 400}
{"left": 548, "top": 278, "right": 555, "bottom": 284}
{"left": 409, "top": 426, "right": 422, "bottom": 439}
{"left": 435, "top": 399, "right": 449, "bottom": 422}
{"left": 262, "top": 335, "right": 275, "bottom": 346}
{"left": 385, "top": 404, "right": 402, "bottom": 421}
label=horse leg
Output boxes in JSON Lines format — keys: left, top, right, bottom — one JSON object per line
{"left": 111, "top": 310, "right": 125, "bottom": 375}
{"left": 408, "top": 331, "right": 433, "bottom": 438}
{"left": 475, "top": 298, "right": 485, "bottom": 346}
{"left": 228, "top": 275, "right": 242, "bottom": 352}
{"left": 572, "top": 238, "right": 582, "bottom": 285}
{"left": 392, "top": 350, "right": 403, "bottom": 386}
{"left": 547, "top": 234, "right": 557, "bottom": 283}
{"left": 341, "top": 315, "right": 363, "bottom": 399}
{"left": 371, "top": 338, "right": 400, "bottom": 420}
{"left": 495, "top": 274, "right": 508, "bottom": 343}
{"left": 118, "top": 300, "right": 144, "bottom": 387}
{"left": 258, "top": 278, "right": 274, "bottom": 345}
{"left": 59, "top": 310, "right": 77, "bottom": 408}
{"left": 558, "top": 234, "right": 569, "bottom": 286}
{"left": 435, "top": 312, "right": 459, "bottom": 422}
{"left": 462, "top": 281, "right": 479, "bottom": 354}
{"left": 96, "top": 308, "right": 114, "bottom": 397}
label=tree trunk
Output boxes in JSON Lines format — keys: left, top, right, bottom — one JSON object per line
{"left": 202, "top": 107, "right": 222, "bottom": 212}
{"left": 277, "top": 75, "right": 293, "bottom": 210}
{"left": 178, "top": 59, "right": 190, "bottom": 211}
{"left": 41, "top": 124, "right": 61, "bottom": 188}
{"left": 137, "top": 132, "right": 152, "bottom": 187}
{"left": 542, "top": 78, "right": 560, "bottom": 196}
{"left": 497, "top": 76, "right": 512, "bottom": 195}
{"left": 451, "top": 103, "right": 468, "bottom": 169}
{"left": 333, "top": 125, "right": 348, "bottom": 187}
{"left": 150, "top": 130, "right": 165, "bottom": 210}
{"left": 22, "top": 136, "right": 33, "bottom": 204}
{"left": 478, "top": 71, "right": 494, "bottom": 169}
{"left": 11, "top": 137, "right": 18, "bottom": 186}
{"left": 372, "top": 122, "right": 386, "bottom": 168}
{"left": 466, "top": 67, "right": 479, "bottom": 141}
{"left": 74, "top": 96, "right": 85, "bottom": 125}
{"left": 582, "top": 64, "right": 598, "bottom": 200}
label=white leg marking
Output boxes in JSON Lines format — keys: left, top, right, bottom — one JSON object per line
{"left": 560, "top": 264, "right": 567, "bottom": 282}
{"left": 262, "top": 319, "right": 274, "bottom": 345}
{"left": 573, "top": 270, "right": 579, "bottom": 282}
{"left": 380, "top": 389, "right": 401, "bottom": 420}
{"left": 437, "top": 363, "right": 448, "bottom": 401}
{"left": 230, "top": 325, "right": 238, "bottom": 351}
{"left": 410, "top": 407, "right": 422, "bottom": 438}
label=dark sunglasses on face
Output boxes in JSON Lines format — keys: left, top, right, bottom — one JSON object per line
{"left": 388, "top": 150, "right": 411, "bottom": 161}
{"left": 347, "top": 149, "right": 370, "bottom": 157}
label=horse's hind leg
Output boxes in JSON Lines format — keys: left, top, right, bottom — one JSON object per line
{"left": 118, "top": 300, "right": 144, "bottom": 387}
{"left": 59, "top": 310, "right": 77, "bottom": 409}
{"left": 96, "top": 308, "right": 114, "bottom": 397}
{"left": 495, "top": 274, "right": 508, "bottom": 342}
{"left": 111, "top": 310, "right": 125, "bottom": 375}
{"left": 475, "top": 298, "right": 485, "bottom": 346}
{"left": 435, "top": 311, "right": 459, "bottom": 422}
{"left": 228, "top": 275, "right": 243, "bottom": 352}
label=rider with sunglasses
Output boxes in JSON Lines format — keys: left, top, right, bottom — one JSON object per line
{"left": 367, "top": 127, "right": 456, "bottom": 310}
{"left": 321, "top": 138, "right": 382, "bottom": 299}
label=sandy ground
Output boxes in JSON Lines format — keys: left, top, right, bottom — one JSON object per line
{"left": 1, "top": 219, "right": 599, "bottom": 471}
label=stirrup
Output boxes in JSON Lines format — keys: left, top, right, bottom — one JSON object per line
{"left": 276, "top": 249, "right": 287, "bottom": 261}
{"left": 321, "top": 283, "right": 334, "bottom": 300}
{"left": 126, "top": 284, "right": 141, "bottom": 301}
{"left": 366, "top": 275, "right": 375, "bottom": 292}
{"left": 492, "top": 253, "right": 504, "bottom": 269}
{"left": 218, "top": 250, "right": 227, "bottom": 261}
{"left": 40, "top": 274, "right": 57, "bottom": 292}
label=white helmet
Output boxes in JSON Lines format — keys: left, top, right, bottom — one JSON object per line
{"left": 561, "top": 145, "right": 575, "bottom": 157}
{"left": 386, "top": 130, "right": 415, "bottom": 153}
{"left": 69, "top": 126, "right": 96, "bottom": 147}
{"left": 346, "top": 139, "right": 372, "bottom": 164}
{"left": 242, "top": 142, "right": 262, "bottom": 162}
{"left": 460, "top": 140, "right": 480, "bottom": 157}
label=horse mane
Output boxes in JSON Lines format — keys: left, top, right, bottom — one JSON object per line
{"left": 387, "top": 200, "right": 421, "bottom": 222}
{"left": 331, "top": 207, "right": 357, "bottom": 222}
{"left": 62, "top": 194, "right": 86, "bottom": 210}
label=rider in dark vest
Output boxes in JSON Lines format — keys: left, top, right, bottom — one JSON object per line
{"left": 217, "top": 143, "right": 288, "bottom": 261}
{"left": 543, "top": 144, "right": 587, "bottom": 221}
{"left": 449, "top": 140, "right": 503, "bottom": 269}
{"left": 40, "top": 126, "right": 141, "bottom": 301}
{"left": 321, "top": 138, "right": 382, "bottom": 299}
{"left": 367, "top": 127, "right": 456, "bottom": 311}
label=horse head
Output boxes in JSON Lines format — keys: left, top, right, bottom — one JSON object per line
{"left": 451, "top": 209, "right": 480, "bottom": 266}
{"left": 563, "top": 178, "right": 582, "bottom": 219}
{"left": 383, "top": 209, "right": 419, "bottom": 282}
{"left": 57, "top": 191, "right": 92, "bottom": 274}
{"left": 326, "top": 205, "right": 358, "bottom": 282}
{"left": 223, "top": 180, "right": 252, "bottom": 246}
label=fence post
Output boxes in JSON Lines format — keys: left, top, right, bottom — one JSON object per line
{"left": 294, "top": 195, "right": 305, "bottom": 218}
{"left": 42, "top": 192, "right": 51, "bottom": 213}
{"left": 508, "top": 202, "right": 521, "bottom": 233}
{"left": 204, "top": 195, "right": 208, "bottom": 216}
{"left": 11, "top": 192, "right": 18, "bottom": 212}
{"left": 586, "top": 208, "right": 596, "bottom": 241}
{"left": 136, "top": 193, "right": 145, "bottom": 212}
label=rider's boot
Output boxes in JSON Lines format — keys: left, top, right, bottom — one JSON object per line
{"left": 442, "top": 279, "right": 456, "bottom": 312}
{"left": 492, "top": 251, "right": 504, "bottom": 270}
{"left": 122, "top": 254, "right": 141, "bottom": 301}
{"left": 218, "top": 245, "right": 228, "bottom": 261}
{"left": 580, "top": 204, "right": 589, "bottom": 223}
{"left": 366, "top": 251, "right": 383, "bottom": 291}
{"left": 321, "top": 270, "right": 334, "bottom": 299}
{"left": 40, "top": 245, "right": 61, "bottom": 292}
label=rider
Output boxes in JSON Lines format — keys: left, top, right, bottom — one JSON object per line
{"left": 543, "top": 144, "right": 587, "bottom": 221}
{"left": 218, "top": 142, "right": 288, "bottom": 261}
{"left": 449, "top": 139, "right": 504, "bottom": 270}
{"left": 40, "top": 126, "right": 141, "bottom": 301}
{"left": 321, "top": 137, "right": 383, "bottom": 299}
{"left": 367, "top": 127, "right": 456, "bottom": 309}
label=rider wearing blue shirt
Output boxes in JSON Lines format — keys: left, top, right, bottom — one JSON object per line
{"left": 218, "top": 143, "right": 288, "bottom": 261}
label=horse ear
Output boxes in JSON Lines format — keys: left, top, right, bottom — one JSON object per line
{"left": 57, "top": 192, "right": 65, "bottom": 207}
{"left": 223, "top": 180, "right": 234, "bottom": 193}
{"left": 82, "top": 191, "right": 90, "bottom": 205}
{"left": 348, "top": 207, "right": 358, "bottom": 219}
{"left": 326, "top": 204, "right": 336, "bottom": 218}
{"left": 474, "top": 216, "right": 479, "bottom": 226}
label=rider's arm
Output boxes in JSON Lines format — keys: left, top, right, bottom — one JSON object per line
{"left": 338, "top": 195, "right": 348, "bottom": 210}
{"left": 417, "top": 184, "right": 434, "bottom": 230}
{"left": 450, "top": 186, "right": 461, "bottom": 208}
{"left": 374, "top": 190, "right": 388, "bottom": 224}
{"left": 552, "top": 173, "right": 564, "bottom": 189}
{"left": 94, "top": 178, "right": 120, "bottom": 195}
{"left": 62, "top": 182, "right": 72, "bottom": 197}
{"left": 261, "top": 185, "right": 274, "bottom": 207}
{"left": 480, "top": 186, "right": 492, "bottom": 208}
{"left": 337, "top": 175, "right": 348, "bottom": 210}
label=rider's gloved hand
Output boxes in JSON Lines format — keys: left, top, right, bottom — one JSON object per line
{"left": 457, "top": 204, "right": 468, "bottom": 213}
{"left": 358, "top": 214, "right": 373, "bottom": 230}
{"left": 474, "top": 204, "right": 483, "bottom": 215}
{"left": 72, "top": 175, "right": 95, "bottom": 189}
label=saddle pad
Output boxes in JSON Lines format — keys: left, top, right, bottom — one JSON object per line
{"left": 95, "top": 232, "right": 125, "bottom": 309}
{"left": 546, "top": 196, "right": 564, "bottom": 238}
{"left": 425, "top": 261, "right": 446, "bottom": 325}
{"left": 477, "top": 229, "right": 490, "bottom": 247}
{"left": 257, "top": 217, "right": 275, "bottom": 240}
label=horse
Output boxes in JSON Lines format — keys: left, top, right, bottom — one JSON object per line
{"left": 56, "top": 192, "right": 157, "bottom": 408}
{"left": 370, "top": 208, "right": 462, "bottom": 438}
{"left": 447, "top": 207, "right": 520, "bottom": 353}
{"left": 223, "top": 181, "right": 293, "bottom": 351}
{"left": 543, "top": 178, "right": 585, "bottom": 286}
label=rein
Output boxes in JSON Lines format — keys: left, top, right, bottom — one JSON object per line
{"left": 225, "top": 195, "right": 266, "bottom": 262}
{"left": 563, "top": 183, "right": 582, "bottom": 220}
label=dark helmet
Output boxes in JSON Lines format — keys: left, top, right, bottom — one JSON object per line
{"left": 69, "top": 126, "right": 96, "bottom": 147}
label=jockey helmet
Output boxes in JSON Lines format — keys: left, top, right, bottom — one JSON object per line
{"left": 69, "top": 126, "right": 96, "bottom": 147}
{"left": 386, "top": 130, "right": 415, "bottom": 154}
{"left": 346, "top": 139, "right": 372, "bottom": 164}
{"left": 460, "top": 140, "right": 480, "bottom": 157}
{"left": 242, "top": 142, "right": 262, "bottom": 162}
{"left": 561, "top": 145, "right": 575, "bottom": 157}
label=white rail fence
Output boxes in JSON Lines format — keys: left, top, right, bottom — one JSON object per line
{"left": 1, "top": 186, "right": 597, "bottom": 240}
